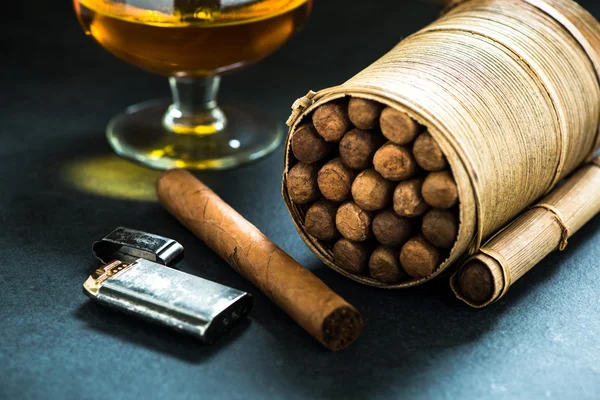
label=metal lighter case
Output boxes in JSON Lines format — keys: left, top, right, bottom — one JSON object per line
{"left": 83, "top": 227, "right": 253, "bottom": 343}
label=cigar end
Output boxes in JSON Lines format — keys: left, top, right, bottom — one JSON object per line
{"left": 321, "top": 306, "right": 364, "bottom": 351}
{"left": 458, "top": 260, "right": 494, "bottom": 303}
{"left": 156, "top": 169, "right": 191, "bottom": 199}
{"left": 157, "top": 168, "right": 185, "bottom": 185}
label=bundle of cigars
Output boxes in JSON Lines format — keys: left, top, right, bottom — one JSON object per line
{"left": 283, "top": 0, "right": 600, "bottom": 307}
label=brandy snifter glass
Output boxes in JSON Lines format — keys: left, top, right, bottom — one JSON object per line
{"left": 74, "top": 0, "right": 313, "bottom": 170}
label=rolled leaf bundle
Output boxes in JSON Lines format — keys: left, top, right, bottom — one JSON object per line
{"left": 282, "top": 0, "right": 600, "bottom": 289}
{"left": 451, "top": 155, "right": 600, "bottom": 307}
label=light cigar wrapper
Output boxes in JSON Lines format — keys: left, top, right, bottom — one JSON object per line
{"left": 157, "top": 170, "right": 363, "bottom": 351}
{"left": 451, "top": 156, "right": 600, "bottom": 308}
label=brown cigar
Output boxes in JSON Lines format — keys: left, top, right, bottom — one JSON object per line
{"left": 413, "top": 132, "right": 448, "bottom": 172}
{"left": 393, "top": 178, "right": 429, "bottom": 217}
{"left": 312, "top": 102, "right": 353, "bottom": 142}
{"left": 421, "top": 209, "right": 458, "bottom": 249}
{"left": 317, "top": 158, "right": 356, "bottom": 202}
{"left": 339, "top": 128, "right": 383, "bottom": 170}
{"left": 373, "top": 142, "right": 417, "bottom": 181}
{"left": 336, "top": 201, "right": 373, "bottom": 242}
{"left": 372, "top": 210, "right": 412, "bottom": 247}
{"left": 333, "top": 238, "right": 370, "bottom": 274}
{"left": 379, "top": 107, "right": 420, "bottom": 145}
{"left": 286, "top": 162, "right": 320, "bottom": 205}
{"left": 304, "top": 200, "right": 340, "bottom": 241}
{"left": 291, "top": 123, "right": 331, "bottom": 164}
{"left": 348, "top": 98, "right": 383, "bottom": 130}
{"left": 422, "top": 171, "right": 458, "bottom": 209}
{"left": 351, "top": 169, "right": 394, "bottom": 211}
{"left": 456, "top": 260, "right": 495, "bottom": 303}
{"left": 369, "top": 246, "right": 406, "bottom": 284}
{"left": 157, "top": 170, "right": 363, "bottom": 351}
{"left": 400, "top": 236, "right": 440, "bottom": 279}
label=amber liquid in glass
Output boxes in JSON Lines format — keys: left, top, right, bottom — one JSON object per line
{"left": 74, "top": 0, "right": 312, "bottom": 76}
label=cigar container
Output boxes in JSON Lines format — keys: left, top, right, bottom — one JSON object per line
{"left": 83, "top": 227, "right": 253, "bottom": 342}
{"left": 283, "top": 0, "right": 600, "bottom": 291}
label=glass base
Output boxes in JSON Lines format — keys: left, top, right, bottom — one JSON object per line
{"left": 107, "top": 100, "right": 283, "bottom": 170}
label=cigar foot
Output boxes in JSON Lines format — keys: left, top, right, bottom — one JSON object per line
{"left": 458, "top": 261, "right": 494, "bottom": 303}
{"left": 322, "top": 306, "right": 364, "bottom": 351}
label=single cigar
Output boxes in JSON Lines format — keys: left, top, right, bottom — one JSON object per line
{"left": 348, "top": 97, "right": 383, "bottom": 130}
{"left": 393, "top": 178, "right": 429, "bottom": 217}
{"left": 379, "top": 107, "right": 420, "bottom": 145}
{"left": 457, "top": 260, "right": 495, "bottom": 303}
{"left": 413, "top": 132, "right": 448, "bottom": 172}
{"left": 339, "top": 128, "right": 383, "bottom": 170}
{"left": 157, "top": 170, "right": 363, "bottom": 351}
{"left": 317, "top": 158, "right": 356, "bottom": 202}
{"left": 369, "top": 246, "right": 406, "bottom": 284}
{"left": 351, "top": 169, "right": 394, "bottom": 211}
{"left": 421, "top": 209, "right": 458, "bottom": 249}
{"left": 372, "top": 210, "right": 412, "bottom": 247}
{"left": 373, "top": 142, "right": 417, "bottom": 181}
{"left": 336, "top": 201, "right": 373, "bottom": 242}
{"left": 333, "top": 238, "right": 370, "bottom": 274}
{"left": 422, "top": 171, "right": 458, "bottom": 209}
{"left": 400, "top": 236, "right": 440, "bottom": 279}
{"left": 312, "top": 102, "right": 353, "bottom": 142}
{"left": 291, "top": 123, "right": 331, "bottom": 164}
{"left": 304, "top": 200, "right": 340, "bottom": 241}
{"left": 286, "top": 162, "right": 320, "bottom": 205}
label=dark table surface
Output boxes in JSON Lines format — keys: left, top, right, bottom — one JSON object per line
{"left": 3, "top": 1, "right": 600, "bottom": 399}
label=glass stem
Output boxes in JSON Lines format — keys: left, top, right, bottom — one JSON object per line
{"left": 163, "top": 76, "right": 227, "bottom": 135}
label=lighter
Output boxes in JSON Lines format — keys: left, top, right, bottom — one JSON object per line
{"left": 83, "top": 227, "right": 253, "bottom": 343}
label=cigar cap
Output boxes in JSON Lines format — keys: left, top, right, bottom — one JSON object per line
{"left": 393, "top": 179, "right": 429, "bottom": 217}
{"left": 400, "top": 236, "right": 440, "bottom": 279}
{"left": 304, "top": 200, "right": 340, "bottom": 241}
{"left": 379, "top": 107, "right": 420, "bottom": 145}
{"left": 286, "top": 163, "right": 320, "bottom": 205}
{"left": 339, "top": 128, "right": 382, "bottom": 170}
{"left": 369, "top": 246, "right": 406, "bottom": 284}
{"left": 333, "top": 238, "right": 370, "bottom": 274}
{"left": 458, "top": 260, "right": 494, "bottom": 303}
{"left": 422, "top": 171, "right": 458, "bottom": 209}
{"left": 422, "top": 209, "right": 458, "bottom": 249}
{"left": 413, "top": 132, "right": 448, "bottom": 172}
{"left": 317, "top": 158, "right": 356, "bottom": 202}
{"left": 336, "top": 202, "right": 373, "bottom": 242}
{"left": 372, "top": 210, "right": 412, "bottom": 247}
{"left": 351, "top": 169, "right": 394, "bottom": 211}
{"left": 373, "top": 142, "right": 417, "bottom": 181}
{"left": 348, "top": 97, "right": 383, "bottom": 130}
{"left": 312, "top": 102, "right": 352, "bottom": 142}
{"left": 291, "top": 123, "right": 331, "bottom": 164}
